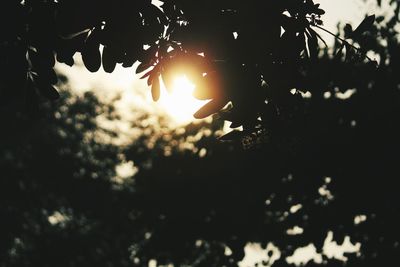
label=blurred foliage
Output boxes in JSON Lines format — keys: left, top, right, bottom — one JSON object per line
{"left": 0, "top": 85, "right": 126, "bottom": 266}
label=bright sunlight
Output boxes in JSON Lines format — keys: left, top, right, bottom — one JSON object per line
{"left": 156, "top": 75, "right": 209, "bottom": 125}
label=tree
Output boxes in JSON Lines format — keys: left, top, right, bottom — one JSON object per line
{"left": 0, "top": 0, "right": 380, "bottom": 138}
{"left": 122, "top": 25, "right": 400, "bottom": 261}
{"left": 1, "top": 0, "right": 400, "bottom": 267}
{"left": 0, "top": 82, "right": 133, "bottom": 266}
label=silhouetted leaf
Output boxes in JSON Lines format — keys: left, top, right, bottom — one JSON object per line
{"left": 314, "top": 5, "right": 325, "bottom": 15}
{"left": 122, "top": 51, "right": 137, "bottom": 68}
{"left": 56, "top": 31, "right": 88, "bottom": 66}
{"left": 306, "top": 29, "right": 318, "bottom": 59}
{"left": 344, "top": 24, "right": 353, "bottom": 39}
{"left": 136, "top": 61, "right": 152, "bottom": 74}
{"left": 102, "top": 46, "right": 117, "bottom": 73}
{"left": 56, "top": 51, "right": 75, "bottom": 66}
{"left": 140, "top": 68, "right": 154, "bottom": 80}
{"left": 194, "top": 98, "right": 227, "bottom": 119}
{"left": 81, "top": 29, "right": 101, "bottom": 72}
{"left": 146, "top": 4, "right": 168, "bottom": 25}
{"left": 137, "top": 44, "right": 158, "bottom": 64}
{"left": 334, "top": 44, "right": 345, "bottom": 60}
{"left": 351, "top": 15, "right": 375, "bottom": 38}
{"left": 229, "top": 120, "right": 243, "bottom": 128}
{"left": 310, "top": 28, "right": 327, "bottom": 47}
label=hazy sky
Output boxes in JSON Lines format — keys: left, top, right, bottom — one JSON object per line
{"left": 315, "top": 0, "right": 382, "bottom": 43}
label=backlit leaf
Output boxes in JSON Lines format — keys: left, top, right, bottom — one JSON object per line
{"left": 151, "top": 76, "right": 160, "bottom": 101}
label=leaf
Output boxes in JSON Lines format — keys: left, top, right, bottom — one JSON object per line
{"left": 58, "top": 29, "right": 92, "bottom": 40}
{"left": 305, "top": 29, "right": 318, "bottom": 59}
{"left": 147, "top": 67, "right": 159, "bottom": 86}
{"left": 136, "top": 61, "right": 151, "bottom": 74}
{"left": 351, "top": 15, "right": 375, "bottom": 38}
{"left": 102, "top": 46, "right": 117, "bottom": 73}
{"left": 146, "top": 4, "right": 168, "bottom": 25}
{"left": 230, "top": 120, "right": 243, "bottom": 128}
{"left": 334, "top": 44, "right": 345, "bottom": 60}
{"left": 48, "top": 69, "right": 58, "bottom": 85}
{"left": 57, "top": 50, "right": 75, "bottom": 66}
{"left": 344, "top": 43, "right": 355, "bottom": 62}
{"left": 122, "top": 51, "right": 137, "bottom": 68}
{"left": 151, "top": 76, "right": 160, "bottom": 101}
{"left": 82, "top": 30, "right": 101, "bottom": 72}
{"left": 344, "top": 23, "right": 353, "bottom": 39}
{"left": 309, "top": 27, "right": 327, "bottom": 47}
{"left": 55, "top": 2, "right": 96, "bottom": 38}
{"left": 137, "top": 44, "right": 158, "bottom": 64}
{"left": 193, "top": 98, "right": 227, "bottom": 119}
{"left": 161, "top": 67, "right": 174, "bottom": 92}
{"left": 140, "top": 68, "right": 153, "bottom": 80}
{"left": 314, "top": 7, "right": 325, "bottom": 16}
{"left": 55, "top": 32, "right": 88, "bottom": 67}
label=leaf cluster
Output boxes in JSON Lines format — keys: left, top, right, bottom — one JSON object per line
{"left": 0, "top": 0, "right": 367, "bottom": 140}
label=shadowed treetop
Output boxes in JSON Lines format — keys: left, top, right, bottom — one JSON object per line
{"left": 0, "top": 0, "right": 381, "bottom": 141}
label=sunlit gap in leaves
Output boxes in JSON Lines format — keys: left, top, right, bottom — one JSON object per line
{"left": 153, "top": 75, "right": 210, "bottom": 126}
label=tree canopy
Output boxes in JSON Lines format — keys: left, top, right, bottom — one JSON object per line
{"left": 0, "top": 0, "right": 385, "bottom": 139}
{"left": 1, "top": 0, "right": 400, "bottom": 267}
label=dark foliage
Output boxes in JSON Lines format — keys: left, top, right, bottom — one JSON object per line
{"left": 122, "top": 15, "right": 400, "bottom": 262}
{"left": 0, "top": 87, "right": 129, "bottom": 266}
{"left": 1, "top": 0, "right": 400, "bottom": 267}
{"left": 0, "top": 0, "right": 380, "bottom": 135}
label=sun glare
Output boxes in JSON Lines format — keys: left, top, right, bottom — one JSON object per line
{"left": 156, "top": 75, "right": 209, "bottom": 125}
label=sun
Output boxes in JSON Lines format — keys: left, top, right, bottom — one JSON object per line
{"left": 157, "top": 75, "right": 209, "bottom": 125}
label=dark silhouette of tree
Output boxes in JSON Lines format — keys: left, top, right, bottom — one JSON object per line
{"left": 0, "top": 0, "right": 382, "bottom": 137}
{"left": 1, "top": 0, "right": 400, "bottom": 267}
{"left": 122, "top": 23, "right": 400, "bottom": 261}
